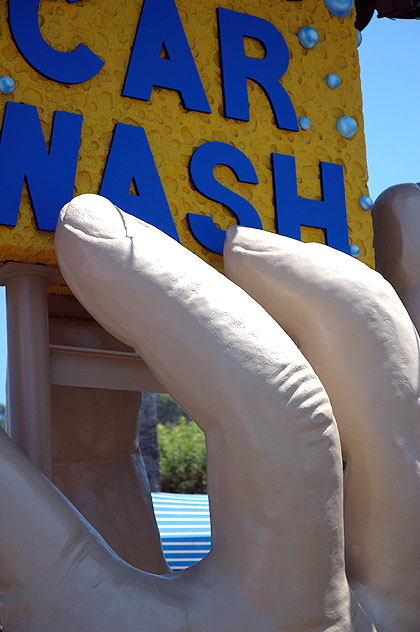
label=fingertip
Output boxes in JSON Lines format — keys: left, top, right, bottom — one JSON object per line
{"left": 57, "top": 194, "right": 126, "bottom": 241}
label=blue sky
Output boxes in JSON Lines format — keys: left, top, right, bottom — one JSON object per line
{"left": 359, "top": 16, "right": 420, "bottom": 199}
{"left": 0, "top": 13, "right": 419, "bottom": 404}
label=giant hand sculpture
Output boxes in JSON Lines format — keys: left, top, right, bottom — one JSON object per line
{"left": 0, "top": 194, "right": 418, "bottom": 632}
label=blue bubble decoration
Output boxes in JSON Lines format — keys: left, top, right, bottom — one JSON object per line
{"left": 326, "top": 73, "right": 341, "bottom": 89}
{"left": 357, "top": 30, "right": 362, "bottom": 47}
{"left": 359, "top": 195, "right": 373, "bottom": 211}
{"left": 350, "top": 244, "right": 360, "bottom": 257}
{"left": 298, "top": 27, "right": 319, "bottom": 50}
{"left": 336, "top": 116, "right": 357, "bottom": 138}
{"left": 299, "top": 117, "right": 311, "bottom": 130}
{"left": 0, "top": 76, "right": 15, "bottom": 94}
{"left": 324, "top": 0, "right": 354, "bottom": 18}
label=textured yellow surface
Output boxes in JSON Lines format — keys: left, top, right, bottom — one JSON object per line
{"left": 0, "top": 0, "right": 373, "bottom": 284}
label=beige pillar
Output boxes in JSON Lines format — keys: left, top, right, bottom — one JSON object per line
{"left": 0, "top": 263, "right": 61, "bottom": 478}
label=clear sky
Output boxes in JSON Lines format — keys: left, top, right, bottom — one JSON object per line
{"left": 359, "top": 16, "right": 420, "bottom": 200}
{"left": 0, "top": 12, "right": 419, "bottom": 404}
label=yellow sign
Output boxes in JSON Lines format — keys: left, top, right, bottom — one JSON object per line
{"left": 0, "top": 0, "right": 373, "bottom": 275}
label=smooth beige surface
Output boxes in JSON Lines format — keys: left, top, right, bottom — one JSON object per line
{"left": 4, "top": 265, "right": 54, "bottom": 477}
{"left": 224, "top": 226, "right": 420, "bottom": 632}
{"left": 0, "top": 194, "right": 378, "bottom": 631}
{"left": 372, "top": 183, "right": 420, "bottom": 332}
{"left": 49, "top": 305, "right": 167, "bottom": 573}
{"left": 51, "top": 386, "right": 167, "bottom": 574}
{"left": 49, "top": 344, "right": 166, "bottom": 392}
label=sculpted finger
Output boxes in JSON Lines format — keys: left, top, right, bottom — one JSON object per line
{"left": 224, "top": 226, "right": 420, "bottom": 632}
{"left": 372, "top": 183, "right": 420, "bottom": 332}
{"left": 54, "top": 194, "right": 356, "bottom": 631}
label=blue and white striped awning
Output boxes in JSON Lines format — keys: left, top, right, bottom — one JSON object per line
{"left": 151, "top": 492, "right": 211, "bottom": 571}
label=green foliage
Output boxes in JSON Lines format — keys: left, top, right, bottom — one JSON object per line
{"left": 0, "top": 404, "right": 5, "bottom": 431}
{"left": 157, "top": 417, "right": 207, "bottom": 494}
{"left": 156, "top": 395, "right": 206, "bottom": 493}
{"left": 157, "top": 393, "right": 191, "bottom": 425}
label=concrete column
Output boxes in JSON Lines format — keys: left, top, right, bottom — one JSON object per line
{"left": 0, "top": 263, "right": 61, "bottom": 478}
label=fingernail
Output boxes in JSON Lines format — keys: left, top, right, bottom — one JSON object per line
{"left": 59, "top": 194, "right": 126, "bottom": 240}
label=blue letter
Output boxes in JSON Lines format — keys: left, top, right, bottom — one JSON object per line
{"left": 123, "top": 0, "right": 210, "bottom": 113}
{"left": 99, "top": 123, "right": 179, "bottom": 241}
{"left": 8, "top": 0, "right": 104, "bottom": 83}
{"left": 217, "top": 8, "right": 298, "bottom": 131}
{"left": 0, "top": 102, "right": 82, "bottom": 230}
{"left": 187, "top": 142, "right": 261, "bottom": 254}
{"left": 271, "top": 153, "right": 350, "bottom": 254}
